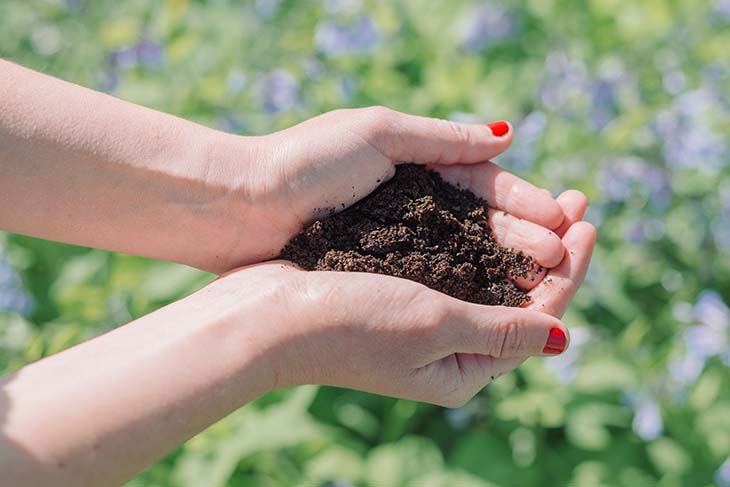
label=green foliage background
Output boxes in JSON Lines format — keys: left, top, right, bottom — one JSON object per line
{"left": 1, "top": 0, "right": 730, "bottom": 485}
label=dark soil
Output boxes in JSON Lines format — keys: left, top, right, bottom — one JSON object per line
{"left": 280, "top": 164, "right": 536, "bottom": 307}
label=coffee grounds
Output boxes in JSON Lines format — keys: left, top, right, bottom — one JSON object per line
{"left": 280, "top": 164, "right": 536, "bottom": 307}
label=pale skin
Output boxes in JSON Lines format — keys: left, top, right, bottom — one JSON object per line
{"left": 0, "top": 60, "right": 596, "bottom": 486}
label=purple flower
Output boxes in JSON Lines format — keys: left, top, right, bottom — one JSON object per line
{"left": 653, "top": 88, "right": 727, "bottom": 174}
{"left": 461, "top": 3, "right": 519, "bottom": 52}
{"left": 694, "top": 289, "right": 730, "bottom": 330}
{"left": 539, "top": 53, "right": 590, "bottom": 115}
{"left": 108, "top": 47, "right": 138, "bottom": 70}
{"left": 624, "top": 218, "right": 665, "bottom": 243}
{"left": 590, "top": 62, "right": 638, "bottom": 131}
{"left": 714, "top": 216, "right": 730, "bottom": 251}
{"left": 339, "top": 75, "right": 359, "bottom": 101}
{"left": 625, "top": 221, "right": 646, "bottom": 243}
{"left": 259, "top": 70, "right": 301, "bottom": 113}
{"left": 226, "top": 71, "right": 247, "bottom": 93}
{"left": 135, "top": 39, "right": 164, "bottom": 69}
{"left": 315, "top": 16, "right": 380, "bottom": 56}
{"left": 717, "top": 457, "right": 730, "bottom": 487}
{"left": 672, "top": 301, "right": 695, "bottom": 323}
{"left": 630, "top": 394, "right": 664, "bottom": 441}
{"left": 323, "top": 0, "right": 362, "bottom": 15}
{"left": 596, "top": 157, "right": 671, "bottom": 208}
{"left": 663, "top": 70, "right": 687, "bottom": 95}
{"left": 670, "top": 349, "right": 708, "bottom": 384}
{"left": 301, "top": 57, "right": 326, "bottom": 79}
{"left": 99, "top": 69, "right": 120, "bottom": 92}
{"left": 538, "top": 55, "right": 638, "bottom": 131}
{"left": 670, "top": 290, "right": 730, "bottom": 384}
{"left": 589, "top": 79, "right": 618, "bottom": 130}
{"left": 583, "top": 205, "right": 605, "bottom": 228}
{"left": 109, "top": 39, "right": 164, "bottom": 70}
{"left": 702, "top": 63, "right": 729, "bottom": 88}
{"left": 683, "top": 325, "right": 727, "bottom": 358}
{"left": 64, "top": 0, "right": 82, "bottom": 12}
{"left": 713, "top": 0, "right": 730, "bottom": 20}
{"left": 255, "top": 0, "right": 280, "bottom": 20}
{"left": 216, "top": 114, "right": 245, "bottom": 134}
{"left": 0, "top": 254, "right": 34, "bottom": 316}
{"left": 104, "top": 37, "right": 164, "bottom": 92}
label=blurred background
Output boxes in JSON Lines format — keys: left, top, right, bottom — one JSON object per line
{"left": 1, "top": 0, "right": 730, "bottom": 485}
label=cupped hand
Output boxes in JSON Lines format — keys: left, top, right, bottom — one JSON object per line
{"left": 219, "top": 107, "right": 567, "bottom": 277}
{"left": 204, "top": 106, "right": 596, "bottom": 406}
{"left": 210, "top": 203, "right": 595, "bottom": 408}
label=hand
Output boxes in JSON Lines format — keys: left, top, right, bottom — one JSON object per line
{"left": 216, "top": 107, "right": 568, "bottom": 276}
{"left": 0, "top": 216, "right": 594, "bottom": 487}
{"left": 0, "top": 62, "right": 570, "bottom": 277}
{"left": 211, "top": 203, "right": 595, "bottom": 408}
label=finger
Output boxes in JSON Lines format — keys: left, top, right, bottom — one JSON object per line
{"left": 368, "top": 109, "right": 514, "bottom": 165}
{"left": 512, "top": 266, "right": 547, "bottom": 291}
{"left": 416, "top": 353, "right": 526, "bottom": 407}
{"left": 437, "top": 353, "right": 526, "bottom": 386}
{"left": 528, "top": 221, "right": 597, "bottom": 318}
{"left": 488, "top": 209, "right": 564, "bottom": 268}
{"left": 442, "top": 303, "right": 570, "bottom": 358}
{"left": 554, "top": 190, "right": 588, "bottom": 238}
{"left": 432, "top": 162, "right": 565, "bottom": 230}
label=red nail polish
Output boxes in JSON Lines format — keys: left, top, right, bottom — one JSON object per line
{"left": 487, "top": 120, "right": 510, "bottom": 137}
{"left": 543, "top": 327, "right": 566, "bottom": 355}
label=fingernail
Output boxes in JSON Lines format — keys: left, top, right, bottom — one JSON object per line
{"left": 487, "top": 120, "right": 510, "bottom": 137}
{"left": 542, "top": 327, "right": 566, "bottom": 355}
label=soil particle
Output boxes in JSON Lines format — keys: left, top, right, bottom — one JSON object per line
{"left": 280, "top": 164, "right": 536, "bottom": 307}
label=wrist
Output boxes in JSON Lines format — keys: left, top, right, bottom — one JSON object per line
{"left": 194, "top": 264, "right": 309, "bottom": 393}
{"left": 203, "top": 263, "right": 335, "bottom": 391}
{"left": 175, "top": 128, "right": 265, "bottom": 273}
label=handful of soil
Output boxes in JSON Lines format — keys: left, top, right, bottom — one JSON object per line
{"left": 280, "top": 164, "right": 536, "bottom": 307}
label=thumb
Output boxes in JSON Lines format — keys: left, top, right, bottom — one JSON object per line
{"left": 363, "top": 107, "right": 513, "bottom": 164}
{"left": 444, "top": 304, "right": 570, "bottom": 358}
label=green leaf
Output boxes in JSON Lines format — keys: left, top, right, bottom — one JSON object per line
{"left": 647, "top": 438, "right": 692, "bottom": 475}
{"left": 565, "top": 403, "right": 629, "bottom": 451}
{"left": 365, "top": 436, "right": 443, "bottom": 486}
{"left": 305, "top": 445, "right": 364, "bottom": 485}
{"left": 173, "top": 387, "right": 327, "bottom": 487}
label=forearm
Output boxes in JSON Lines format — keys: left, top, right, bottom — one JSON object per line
{"left": 0, "top": 277, "right": 277, "bottom": 486}
{"left": 0, "top": 59, "right": 258, "bottom": 272}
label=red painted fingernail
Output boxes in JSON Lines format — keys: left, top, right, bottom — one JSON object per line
{"left": 487, "top": 120, "right": 510, "bottom": 137}
{"left": 542, "top": 327, "right": 566, "bottom": 355}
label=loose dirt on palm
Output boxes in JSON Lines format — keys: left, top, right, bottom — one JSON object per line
{"left": 280, "top": 164, "right": 536, "bottom": 307}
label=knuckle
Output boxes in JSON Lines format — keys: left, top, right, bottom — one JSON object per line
{"left": 445, "top": 120, "right": 472, "bottom": 146}
{"left": 367, "top": 104, "right": 395, "bottom": 118}
{"left": 361, "top": 105, "right": 397, "bottom": 126}
{"left": 494, "top": 320, "right": 525, "bottom": 357}
{"left": 324, "top": 107, "right": 349, "bottom": 119}
{"left": 406, "top": 291, "right": 450, "bottom": 347}
{"left": 356, "top": 106, "right": 400, "bottom": 154}
{"left": 422, "top": 294, "right": 452, "bottom": 329}
{"left": 545, "top": 235, "right": 565, "bottom": 266}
